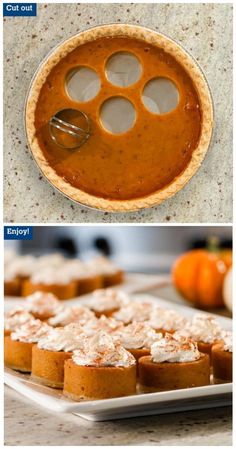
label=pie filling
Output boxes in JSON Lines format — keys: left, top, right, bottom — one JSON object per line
{"left": 34, "top": 36, "right": 202, "bottom": 201}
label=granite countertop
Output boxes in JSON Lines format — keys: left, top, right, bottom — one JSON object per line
{"left": 4, "top": 387, "right": 232, "bottom": 446}
{"left": 4, "top": 3, "right": 232, "bottom": 223}
{"left": 4, "top": 286, "right": 232, "bottom": 445}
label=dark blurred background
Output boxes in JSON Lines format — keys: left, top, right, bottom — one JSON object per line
{"left": 4, "top": 226, "right": 232, "bottom": 274}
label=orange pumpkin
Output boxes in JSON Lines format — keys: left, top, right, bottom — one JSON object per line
{"left": 172, "top": 249, "right": 229, "bottom": 309}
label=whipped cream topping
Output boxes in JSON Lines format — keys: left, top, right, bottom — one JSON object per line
{"left": 146, "top": 307, "right": 187, "bottom": 331}
{"left": 48, "top": 306, "right": 95, "bottom": 327}
{"left": 4, "top": 248, "right": 17, "bottom": 267}
{"left": 113, "top": 301, "right": 153, "bottom": 324}
{"left": 61, "top": 259, "right": 94, "bottom": 280}
{"left": 151, "top": 333, "right": 201, "bottom": 363}
{"left": 221, "top": 331, "right": 232, "bottom": 352}
{"left": 4, "top": 307, "right": 34, "bottom": 332}
{"left": 89, "top": 289, "right": 130, "bottom": 312}
{"left": 115, "top": 322, "right": 162, "bottom": 349}
{"left": 11, "top": 319, "right": 52, "bottom": 343}
{"left": 72, "top": 331, "right": 136, "bottom": 367}
{"left": 177, "top": 314, "right": 222, "bottom": 343}
{"left": 30, "top": 267, "right": 74, "bottom": 285}
{"left": 5, "top": 255, "right": 37, "bottom": 278}
{"left": 25, "top": 291, "right": 63, "bottom": 317}
{"left": 85, "top": 256, "right": 120, "bottom": 275}
{"left": 82, "top": 315, "right": 124, "bottom": 336}
{"left": 38, "top": 324, "right": 85, "bottom": 352}
{"left": 36, "top": 253, "right": 65, "bottom": 269}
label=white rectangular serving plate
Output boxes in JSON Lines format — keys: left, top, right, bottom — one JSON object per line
{"left": 4, "top": 292, "right": 232, "bottom": 421}
{"left": 4, "top": 273, "right": 171, "bottom": 311}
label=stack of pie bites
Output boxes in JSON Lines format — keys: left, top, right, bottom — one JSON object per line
{"left": 4, "top": 250, "right": 124, "bottom": 299}
{"left": 4, "top": 288, "right": 232, "bottom": 400}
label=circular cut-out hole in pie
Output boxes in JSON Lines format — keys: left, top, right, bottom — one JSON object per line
{"left": 100, "top": 97, "right": 136, "bottom": 134}
{"left": 142, "top": 77, "right": 179, "bottom": 114}
{"left": 66, "top": 67, "right": 101, "bottom": 102}
{"left": 106, "top": 52, "right": 142, "bottom": 87}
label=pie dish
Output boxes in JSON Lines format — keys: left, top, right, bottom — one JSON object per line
{"left": 25, "top": 24, "right": 213, "bottom": 212}
{"left": 139, "top": 333, "right": 210, "bottom": 392}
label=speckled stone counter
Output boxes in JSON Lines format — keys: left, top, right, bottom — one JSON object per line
{"left": 4, "top": 387, "right": 232, "bottom": 446}
{"left": 4, "top": 3, "right": 232, "bottom": 223}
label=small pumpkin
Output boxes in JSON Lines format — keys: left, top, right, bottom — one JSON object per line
{"left": 223, "top": 267, "right": 232, "bottom": 312}
{"left": 172, "top": 249, "right": 228, "bottom": 309}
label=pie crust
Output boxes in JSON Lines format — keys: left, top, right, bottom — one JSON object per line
{"left": 31, "top": 345, "right": 73, "bottom": 388}
{"left": 25, "top": 24, "right": 213, "bottom": 212}
{"left": 139, "top": 353, "right": 210, "bottom": 391}
{"left": 63, "top": 358, "right": 137, "bottom": 399}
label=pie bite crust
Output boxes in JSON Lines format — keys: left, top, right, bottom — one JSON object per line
{"left": 63, "top": 358, "right": 137, "bottom": 399}
{"left": 31, "top": 345, "right": 73, "bottom": 388}
{"left": 25, "top": 24, "right": 214, "bottom": 212}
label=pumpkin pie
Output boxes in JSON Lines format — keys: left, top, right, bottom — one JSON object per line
{"left": 25, "top": 24, "right": 213, "bottom": 212}
{"left": 48, "top": 305, "right": 95, "bottom": 327}
{"left": 113, "top": 301, "right": 153, "bottom": 324}
{"left": 85, "top": 257, "right": 124, "bottom": 287}
{"left": 82, "top": 315, "right": 124, "bottom": 337}
{"left": 176, "top": 314, "right": 223, "bottom": 362}
{"left": 25, "top": 291, "right": 63, "bottom": 320}
{"left": 63, "top": 332, "right": 136, "bottom": 400}
{"left": 4, "top": 307, "right": 34, "bottom": 337}
{"left": 145, "top": 307, "right": 187, "bottom": 334}
{"left": 114, "top": 322, "right": 162, "bottom": 361}
{"left": 22, "top": 267, "right": 77, "bottom": 300}
{"left": 212, "top": 331, "right": 232, "bottom": 383}
{"left": 4, "top": 255, "right": 37, "bottom": 296}
{"left": 4, "top": 319, "right": 52, "bottom": 372}
{"left": 139, "top": 333, "right": 210, "bottom": 392}
{"left": 31, "top": 324, "right": 85, "bottom": 388}
{"left": 62, "top": 259, "right": 103, "bottom": 295}
{"left": 88, "top": 288, "right": 129, "bottom": 318}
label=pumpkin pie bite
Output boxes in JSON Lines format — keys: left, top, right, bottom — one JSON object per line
{"left": 82, "top": 315, "right": 124, "bottom": 337}
{"left": 4, "top": 255, "right": 37, "bottom": 296}
{"left": 212, "top": 331, "right": 232, "bottom": 383}
{"left": 85, "top": 257, "right": 124, "bottom": 288}
{"left": 4, "top": 307, "right": 34, "bottom": 337}
{"left": 88, "top": 288, "right": 130, "bottom": 318}
{"left": 62, "top": 260, "right": 103, "bottom": 296}
{"left": 35, "top": 253, "right": 65, "bottom": 270}
{"left": 48, "top": 305, "right": 95, "bottom": 327}
{"left": 145, "top": 307, "right": 187, "bottom": 334}
{"left": 176, "top": 314, "right": 223, "bottom": 362}
{"left": 22, "top": 267, "right": 77, "bottom": 300}
{"left": 32, "top": 324, "right": 85, "bottom": 388}
{"left": 63, "top": 331, "right": 136, "bottom": 400}
{"left": 113, "top": 301, "right": 153, "bottom": 325}
{"left": 114, "top": 322, "right": 162, "bottom": 361}
{"left": 25, "top": 291, "right": 63, "bottom": 321}
{"left": 4, "top": 272, "right": 21, "bottom": 297}
{"left": 4, "top": 319, "right": 52, "bottom": 373}
{"left": 139, "top": 333, "right": 210, "bottom": 392}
